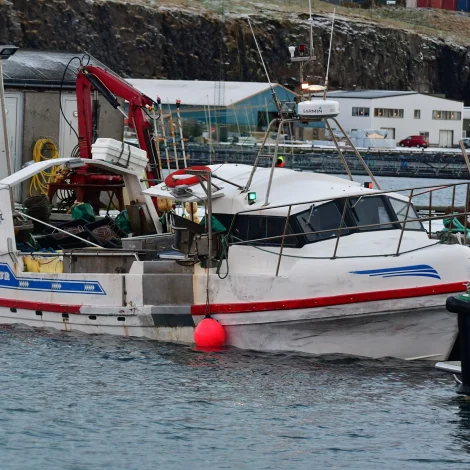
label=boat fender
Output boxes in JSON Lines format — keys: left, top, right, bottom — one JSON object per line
{"left": 164, "top": 166, "right": 211, "bottom": 188}
{"left": 194, "top": 318, "right": 226, "bottom": 348}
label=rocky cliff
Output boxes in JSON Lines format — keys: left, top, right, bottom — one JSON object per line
{"left": 1, "top": 0, "right": 470, "bottom": 103}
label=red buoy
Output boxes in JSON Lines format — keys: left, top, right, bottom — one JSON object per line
{"left": 194, "top": 318, "right": 226, "bottom": 348}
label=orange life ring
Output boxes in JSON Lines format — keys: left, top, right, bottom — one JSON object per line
{"left": 164, "top": 166, "right": 211, "bottom": 188}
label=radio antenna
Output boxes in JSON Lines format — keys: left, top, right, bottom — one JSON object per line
{"left": 247, "top": 17, "right": 281, "bottom": 113}
{"left": 323, "top": 8, "right": 335, "bottom": 100}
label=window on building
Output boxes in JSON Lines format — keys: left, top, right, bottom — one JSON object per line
{"left": 419, "top": 131, "right": 429, "bottom": 140}
{"left": 374, "top": 108, "right": 404, "bottom": 118}
{"left": 414, "top": 110, "right": 421, "bottom": 119}
{"left": 352, "top": 107, "right": 370, "bottom": 117}
{"left": 432, "top": 110, "right": 461, "bottom": 120}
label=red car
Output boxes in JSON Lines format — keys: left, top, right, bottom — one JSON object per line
{"left": 398, "top": 135, "right": 429, "bottom": 148}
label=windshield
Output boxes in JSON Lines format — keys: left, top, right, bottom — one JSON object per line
{"left": 294, "top": 195, "right": 423, "bottom": 245}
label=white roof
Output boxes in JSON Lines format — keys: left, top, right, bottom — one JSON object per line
{"left": 126, "top": 79, "right": 290, "bottom": 107}
{"left": 143, "top": 164, "right": 398, "bottom": 216}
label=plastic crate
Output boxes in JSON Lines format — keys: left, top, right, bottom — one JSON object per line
{"left": 36, "top": 232, "right": 97, "bottom": 250}
{"left": 44, "top": 219, "right": 89, "bottom": 238}
{"left": 85, "top": 217, "right": 126, "bottom": 246}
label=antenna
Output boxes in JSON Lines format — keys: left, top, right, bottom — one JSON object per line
{"left": 323, "top": 8, "right": 335, "bottom": 100}
{"left": 308, "top": 0, "right": 314, "bottom": 60}
{"left": 247, "top": 17, "right": 281, "bottom": 113}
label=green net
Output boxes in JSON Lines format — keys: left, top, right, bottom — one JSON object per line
{"left": 115, "top": 210, "right": 132, "bottom": 235}
{"left": 199, "top": 215, "right": 226, "bottom": 233}
{"left": 71, "top": 203, "right": 95, "bottom": 223}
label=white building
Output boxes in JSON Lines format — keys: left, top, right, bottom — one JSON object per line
{"left": 316, "top": 90, "right": 463, "bottom": 147}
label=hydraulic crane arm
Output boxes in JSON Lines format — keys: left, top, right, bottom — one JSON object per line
{"left": 76, "top": 65, "right": 159, "bottom": 181}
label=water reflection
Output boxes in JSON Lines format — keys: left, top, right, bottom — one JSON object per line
{"left": 454, "top": 399, "right": 470, "bottom": 453}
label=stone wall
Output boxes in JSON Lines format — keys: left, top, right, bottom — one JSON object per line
{"left": 1, "top": 0, "right": 470, "bottom": 103}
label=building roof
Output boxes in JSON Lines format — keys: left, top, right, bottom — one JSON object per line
{"left": 126, "top": 79, "right": 295, "bottom": 107}
{"left": 313, "top": 90, "right": 418, "bottom": 99}
{"left": 2, "top": 50, "right": 106, "bottom": 89}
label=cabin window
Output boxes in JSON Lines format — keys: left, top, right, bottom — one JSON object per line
{"left": 230, "top": 215, "right": 297, "bottom": 247}
{"left": 295, "top": 202, "right": 349, "bottom": 243}
{"left": 293, "top": 196, "right": 423, "bottom": 245}
{"left": 348, "top": 196, "right": 394, "bottom": 231}
{"left": 388, "top": 198, "right": 423, "bottom": 231}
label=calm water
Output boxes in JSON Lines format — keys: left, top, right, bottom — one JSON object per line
{"left": 340, "top": 174, "right": 469, "bottom": 207}
{"left": 1, "top": 325, "right": 470, "bottom": 470}
{"left": 3, "top": 175, "right": 470, "bottom": 469}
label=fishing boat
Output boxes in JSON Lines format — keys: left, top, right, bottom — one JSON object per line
{"left": 0, "top": 142, "right": 469, "bottom": 360}
{"left": 1, "top": 8, "right": 469, "bottom": 360}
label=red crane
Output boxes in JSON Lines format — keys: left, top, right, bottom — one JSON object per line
{"left": 49, "top": 64, "right": 160, "bottom": 212}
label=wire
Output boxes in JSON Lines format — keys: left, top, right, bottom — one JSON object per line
{"left": 29, "top": 138, "right": 60, "bottom": 196}
{"left": 59, "top": 56, "right": 82, "bottom": 142}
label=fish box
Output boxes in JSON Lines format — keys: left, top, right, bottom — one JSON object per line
{"left": 121, "top": 233, "right": 174, "bottom": 252}
{"left": 91, "top": 138, "right": 148, "bottom": 173}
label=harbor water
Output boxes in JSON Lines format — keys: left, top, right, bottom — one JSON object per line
{"left": 2, "top": 176, "right": 470, "bottom": 470}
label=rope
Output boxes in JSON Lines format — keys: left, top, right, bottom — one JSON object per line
{"left": 29, "top": 138, "right": 60, "bottom": 196}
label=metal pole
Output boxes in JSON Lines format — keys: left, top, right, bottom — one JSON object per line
{"left": 396, "top": 189, "right": 414, "bottom": 256}
{"left": 325, "top": 119, "right": 353, "bottom": 181}
{"left": 460, "top": 139, "right": 470, "bottom": 175}
{"left": 176, "top": 100, "right": 187, "bottom": 168}
{"left": 0, "top": 61, "right": 14, "bottom": 209}
{"left": 332, "top": 117, "right": 381, "bottom": 190}
{"left": 428, "top": 190, "right": 432, "bottom": 240}
{"left": 264, "top": 119, "right": 284, "bottom": 206}
{"left": 207, "top": 171, "right": 213, "bottom": 266}
{"left": 152, "top": 106, "right": 163, "bottom": 180}
{"left": 465, "top": 183, "right": 469, "bottom": 246}
{"left": 332, "top": 197, "right": 349, "bottom": 259}
{"left": 244, "top": 118, "right": 278, "bottom": 192}
{"left": 0, "top": 61, "right": 12, "bottom": 178}
{"left": 158, "top": 98, "right": 171, "bottom": 173}
{"left": 168, "top": 103, "right": 179, "bottom": 170}
{"left": 207, "top": 96, "right": 214, "bottom": 164}
{"left": 275, "top": 205, "right": 291, "bottom": 276}
{"left": 449, "top": 184, "right": 457, "bottom": 232}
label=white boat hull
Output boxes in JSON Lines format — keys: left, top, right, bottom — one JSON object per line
{"left": 216, "top": 305, "right": 457, "bottom": 360}
{"left": 0, "top": 308, "right": 195, "bottom": 344}
{"left": 0, "top": 297, "right": 457, "bottom": 361}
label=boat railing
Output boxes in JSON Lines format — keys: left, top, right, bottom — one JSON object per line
{"left": 225, "top": 181, "right": 470, "bottom": 276}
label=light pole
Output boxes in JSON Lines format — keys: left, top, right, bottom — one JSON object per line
{"left": 0, "top": 45, "right": 18, "bottom": 179}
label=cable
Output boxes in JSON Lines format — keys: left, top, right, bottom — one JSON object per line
{"left": 29, "top": 139, "right": 60, "bottom": 196}
{"left": 59, "top": 56, "right": 82, "bottom": 142}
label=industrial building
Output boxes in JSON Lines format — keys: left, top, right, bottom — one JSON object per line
{"left": 126, "top": 79, "right": 299, "bottom": 142}
{"left": 0, "top": 50, "right": 123, "bottom": 200}
{"left": 316, "top": 90, "right": 464, "bottom": 147}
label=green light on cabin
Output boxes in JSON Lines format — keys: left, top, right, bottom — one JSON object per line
{"left": 248, "top": 192, "right": 257, "bottom": 205}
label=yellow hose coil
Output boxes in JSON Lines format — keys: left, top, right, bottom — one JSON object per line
{"left": 29, "top": 138, "right": 60, "bottom": 196}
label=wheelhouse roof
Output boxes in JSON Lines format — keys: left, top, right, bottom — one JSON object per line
{"left": 144, "top": 164, "right": 400, "bottom": 216}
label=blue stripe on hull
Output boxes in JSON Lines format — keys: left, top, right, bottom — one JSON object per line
{"left": 350, "top": 264, "right": 441, "bottom": 280}
{"left": 0, "top": 263, "right": 106, "bottom": 295}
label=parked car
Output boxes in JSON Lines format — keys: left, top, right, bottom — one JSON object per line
{"left": 398, "top": 135, "right": 429, "bottom": 148}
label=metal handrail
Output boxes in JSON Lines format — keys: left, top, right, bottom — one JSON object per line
{"left": 224, "top": 181, "right": 470, "bottom": 276}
